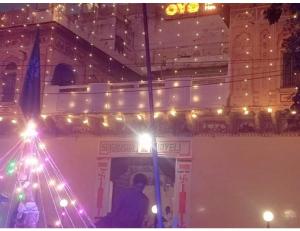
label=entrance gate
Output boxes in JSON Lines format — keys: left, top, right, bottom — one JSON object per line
{"left": 96, "top": 137, "right": 192, "bottom": 227}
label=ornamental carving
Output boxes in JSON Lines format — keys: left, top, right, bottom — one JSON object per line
{"left": 232, "top": 32, "right": 252, "bottom": 57}
{"left": 231, "top": 11, "right": 254, "bottom": 25}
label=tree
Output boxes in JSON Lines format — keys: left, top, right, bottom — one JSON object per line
{"left": 0, "top": 121, "right": 95, "bottom": 228}
{"left": 264, "top": 3, "right": 300, "bottom": 52}
{"left": 291, "top": 87, "right": 300, "bottom": 113}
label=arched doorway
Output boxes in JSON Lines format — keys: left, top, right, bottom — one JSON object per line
{"left": 51, "top": 63, "right": 76, "bottom": 86}
{"left": 1, "top": 62, "right": 17, "bottom": 103}
{"left": 110, "top": 157, "right": 176, "bottom": 228}
{"left": 97, "top": 138, "right": 192, "bottom": 228}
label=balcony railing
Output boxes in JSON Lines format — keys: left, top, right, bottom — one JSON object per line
{"left": 42, "top": 76, "right": 229, "bottom": 115}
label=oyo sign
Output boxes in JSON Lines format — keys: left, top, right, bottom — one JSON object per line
{"left": 165, "top": 3, "right": 199, "bottom": 16}
{"left": 165, "top": 3, "right": 217, "bottom": 17}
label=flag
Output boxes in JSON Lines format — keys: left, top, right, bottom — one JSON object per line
{"left": 19, "top": 30, "right": 41, "bottom": 119}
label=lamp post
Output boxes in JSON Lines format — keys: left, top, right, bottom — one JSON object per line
{"left": 142, "top": 3, "right": 164, "bottom": 228}
{"left": 263, "top": 210, "right": 274, "bottom": 228}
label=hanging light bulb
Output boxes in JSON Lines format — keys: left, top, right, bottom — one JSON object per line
{"left": 83, "top": 118, "right": 89, "bottom": 125}
{"left": 267, "top": 107, "right": 272, "bottom": 113}
{"left": 170, "top": 109, "right": 177, "bottom": 117}
{"left": 191, "top": 111, "right": 198, "bottom": 119}
{"left": 243, "top": 107, "right": 249, "bottom": 115}
{"left": 137, "top": 114, "right": 144, "bottom": 120}
{"left": 59, "top": 198, "right": 68, "bottom": 208}
{"left": 102, "top": 121, "right": 109, "bottom": 127}
{"left": 115, "top": 114, "right": 123, "bottom": 121}
{"left": 217, "top": 108, "right": 223, "bottom": 115}
{"left": 41, "top": 114, "right": 47, "bottom": 120}
{"left": 154, "top": 112, "right": 160, "bottom": 119}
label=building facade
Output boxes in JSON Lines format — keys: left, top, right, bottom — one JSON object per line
{"left": 0, "top": 3, "right": 300, "bottom": 228}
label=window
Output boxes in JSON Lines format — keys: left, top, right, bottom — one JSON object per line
{"left": 51, "top": 63, "right": 76, "bottom": 86}
{"left": 282, "top": 52, "right": 300, "bottom": 88}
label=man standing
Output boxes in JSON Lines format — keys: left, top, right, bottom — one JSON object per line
{"left": 111, "top": 173, "right": 149, "bottom": 228}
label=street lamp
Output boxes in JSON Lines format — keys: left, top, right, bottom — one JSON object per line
{"left": 263, "top": 210, "right": 274, "bottom": 228}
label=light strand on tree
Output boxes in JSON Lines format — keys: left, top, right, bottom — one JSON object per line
{"left": 35, "top": 137, "right": 93, "bottom": 227}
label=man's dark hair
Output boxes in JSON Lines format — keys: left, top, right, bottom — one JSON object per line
{"left": 133, "top": 173, "right": 148, "bottom": 186}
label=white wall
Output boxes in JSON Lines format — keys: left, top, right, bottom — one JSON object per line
{"left": 191, "top": 136, "right": 300, "bottom": 228}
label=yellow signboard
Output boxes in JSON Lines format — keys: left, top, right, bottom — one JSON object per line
{"left": 165, "top": 3, "right": 217, "bottom": 17}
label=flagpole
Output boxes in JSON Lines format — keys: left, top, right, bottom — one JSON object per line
{"left": 142, "top": 3, "right": 164, "bottom": 228}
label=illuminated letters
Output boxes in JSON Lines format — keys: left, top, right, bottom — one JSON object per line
{"left": 165, "top": 3, "right": 216, "bottom": 16}
{"left": 187, "top": 3, "right": 199, "bottom": 13}
{"left": 165, "top": 4, "right": 178, "bottom": 16}
{"left": 177, "top": 3, "right": 187, "bottom": 14}
{"left": 204, "top": 3, "right": 216, "bottom": 11}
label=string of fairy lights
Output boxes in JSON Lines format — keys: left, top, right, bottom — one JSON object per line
{"left": 235, "top": 9, "right": 278, "bottom": 115}
{"left": 0, "top": 4, "right": 298, "bottom": 128}
{"left": 0, "top": 121, "right": 95, "bottom": 227}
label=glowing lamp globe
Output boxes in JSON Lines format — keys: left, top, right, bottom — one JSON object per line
{"left": 151, "top": 205, "right": 158, "bottom": 214}
{"left": 263, "top": 211, "right": 274, "bottom": 222}
{"left": 138, "top": 133, "right": 152, "bottom": 153}
{"left": 20, "top": 121, "right": 38, "bottom": 140}
{"left": 59, "top": 198, "right": 68, "bottom": 208}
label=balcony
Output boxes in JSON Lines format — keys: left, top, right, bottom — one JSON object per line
{"left": 42, "top": 76, "right": 229, "bottom": 115}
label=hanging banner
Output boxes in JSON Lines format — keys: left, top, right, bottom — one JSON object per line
{"left": 99, "top": 139, "right": 191, "bottom": 158}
